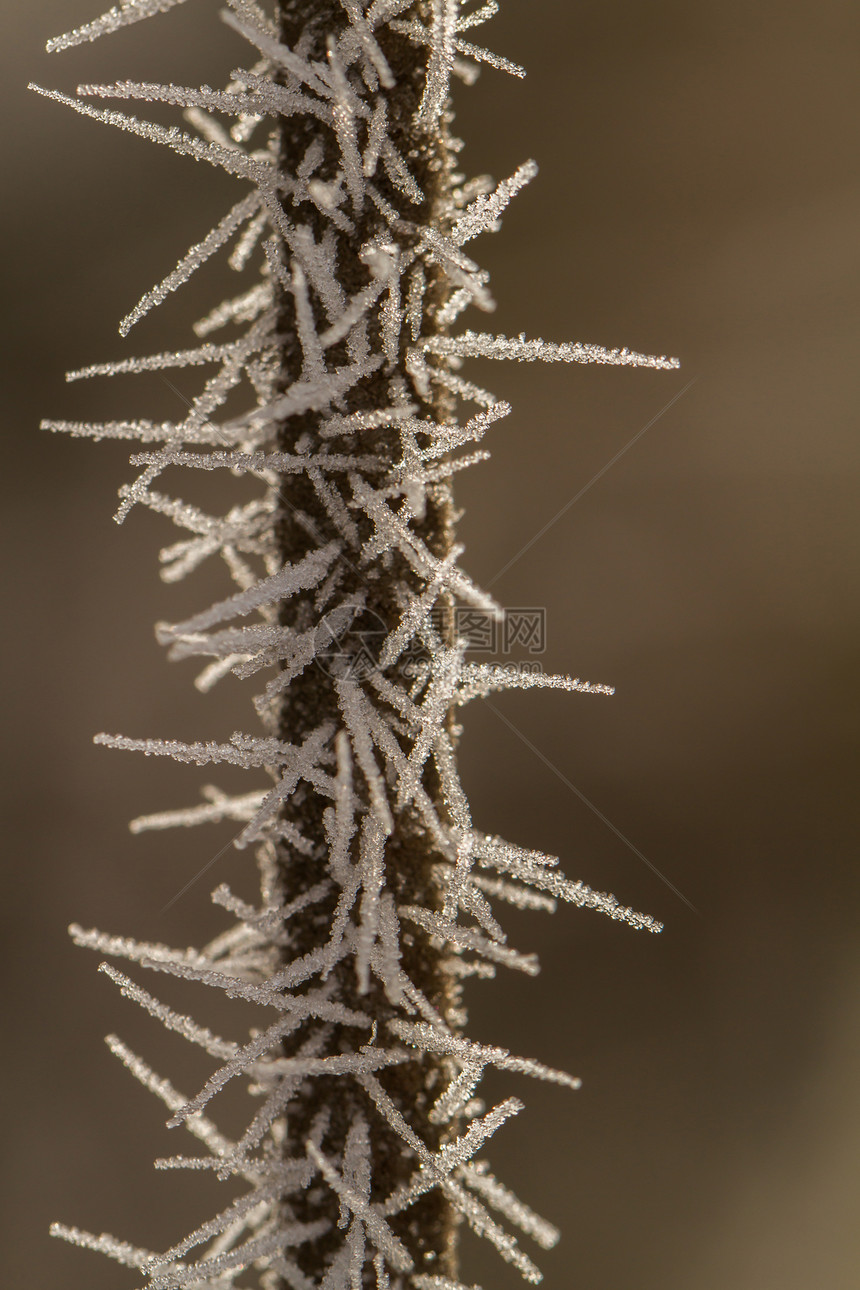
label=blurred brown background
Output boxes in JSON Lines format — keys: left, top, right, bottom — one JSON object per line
{"left": 3, "top": 2, "right": 859, "bottom": 1287}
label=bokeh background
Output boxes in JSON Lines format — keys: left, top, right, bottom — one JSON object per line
{"left": 3, "top": 2, "right": 859, "bottom": 1287}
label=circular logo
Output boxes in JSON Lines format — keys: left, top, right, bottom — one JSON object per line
{"left": 313, "top": 604, "right": 389, "bottom": 680}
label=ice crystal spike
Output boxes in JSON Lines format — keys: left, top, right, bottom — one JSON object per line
{"left": 38, "top": 2, "right": 676, "bottom": 1286}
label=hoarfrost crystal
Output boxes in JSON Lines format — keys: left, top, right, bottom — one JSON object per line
{"left": 35, "top": 1, "right": 676, "bottom": 1286}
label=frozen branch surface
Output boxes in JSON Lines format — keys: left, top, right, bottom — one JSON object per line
{"left": 37, "top": 2, "right": 674, "bottom": 1287}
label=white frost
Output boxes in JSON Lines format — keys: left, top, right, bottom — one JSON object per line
{"left": 42, "top": 1, "right": 672, "bottom": 1285}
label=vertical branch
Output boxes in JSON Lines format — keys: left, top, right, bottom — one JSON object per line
{"left": 36, "top": 3, "right": 675, "bottom": 1287}
{"left": 269, "top": 4, "right": 461, "bottom": 1281}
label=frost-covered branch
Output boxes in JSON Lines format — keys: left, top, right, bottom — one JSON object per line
{"left": 37, "top": 1, "right": 675, "bottom": 1287}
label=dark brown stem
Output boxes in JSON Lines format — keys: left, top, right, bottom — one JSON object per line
{"left": 269, "top": 4, "right": 461, "bottom": 1283}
